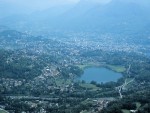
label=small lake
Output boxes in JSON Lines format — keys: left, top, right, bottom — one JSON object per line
{"left": 80, "top": 67, "right": 122, "bottom": 83}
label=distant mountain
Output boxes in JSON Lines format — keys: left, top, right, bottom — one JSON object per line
{"left": 0, "top": 2, "right": 32, "bottom": 19}
{"left": 0, "top": 4, "right": 75, "bottom": 32}
{"left": 58, "top": 0, "right": 150, "bottom": 33}
{"left": 0, "top": 0, "right": 150, "bottom": 34}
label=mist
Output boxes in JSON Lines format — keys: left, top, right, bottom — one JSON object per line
{"left": 0, "top": 0, "right": 150, "bottom": 33}
{"left": 0, "top": 0, "right": 79, "bottom": 12}
{"left": 0, "top": 0, "right": 150, "bottom": 113}
{"left": 0, "top": 0, "right": 149, "bottom": 16}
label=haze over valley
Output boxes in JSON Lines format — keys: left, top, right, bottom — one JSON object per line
{"left": 0, "top": 0, "right": 150, "bottom": 113}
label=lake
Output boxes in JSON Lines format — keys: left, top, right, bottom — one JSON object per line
{"left": 80, "top": 67, "right": 122, "bottom": 83}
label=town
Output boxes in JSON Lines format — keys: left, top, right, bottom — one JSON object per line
{"left": 0, "top": 27, "right": 150, "bottom": 113}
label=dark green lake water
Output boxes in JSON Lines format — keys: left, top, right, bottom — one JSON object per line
{"left": 80, "top": 67, "right": 122, "bottom": 83}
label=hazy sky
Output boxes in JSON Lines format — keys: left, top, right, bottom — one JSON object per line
{"left": 0, "top": 0, "right": 78, "bottom": 12}
{"left": 1, "top": 0, "right": 150, "bottom": 9}
{"left": 1, "top": 0, "right": 149, "bottom": 11}
{"left": 0, "top": 0, "right": 112, "bottom": 10}
{"left": 0, "top": 0, "right": 149, "bottom": 16}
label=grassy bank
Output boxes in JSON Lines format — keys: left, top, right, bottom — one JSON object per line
{"left": 105, "top": 64, "right": 126, "bottom": 73}
{"left": 0, "top": 109, "right": 8, "bottom": 113}
{"left": 77, "top": 63, "right": 126, "bottom": 73}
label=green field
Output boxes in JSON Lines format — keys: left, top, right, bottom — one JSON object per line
{"left": 122, "top": 109, "right": 130, "bottom": 113}
{"left": 77, "top": 62, "right": 100, "bottom": 70}
{"left": 136, "top": 102, "right": 141, "bottom": 109}
{"left": 77, "top": 64, "right": 91, "bottom": 69}
{"left": 105, "top": 65, "right": 126, "bottom": 73}
{"left": 0, "top": 109, "right": 8, "bottom": 113}
{"left": 77, "top": 63, "right": 126, "bottom": 73}
{"left": 79, "top": 83, "right": 99, "bottom": 91}
{"left": 55, "top": 78, "right": 72, "bottom": 86}
{"left": 80, "top": 110, "right": 90, "bottom": 113}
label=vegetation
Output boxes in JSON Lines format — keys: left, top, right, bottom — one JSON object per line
{"left": 105, "top": 65, "right": 126, "bottom": 73}
{"left": 0, "top": 109, "right": 8, "bottom": 113}
{"left": 0, "top": 29, "right": 150, "bottom": 113}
